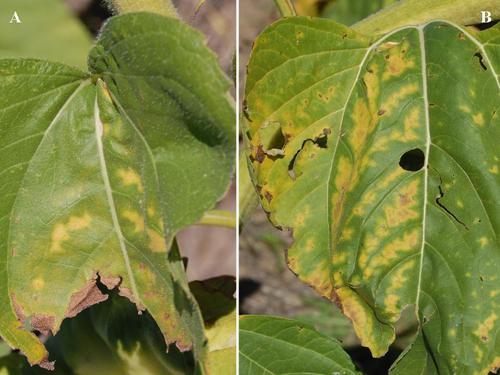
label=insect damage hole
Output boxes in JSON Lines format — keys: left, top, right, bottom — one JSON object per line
{"left": 399, "top": 148, "right": 425, "bottom": 171}
{"left": 474, "top": 52, "right": 488, "bottom": 71}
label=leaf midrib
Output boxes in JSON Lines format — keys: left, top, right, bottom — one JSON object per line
{"left": 93, "top": 91, "right": 141, "bottom": 306}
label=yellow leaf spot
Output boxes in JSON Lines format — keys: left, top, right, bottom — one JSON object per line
{"left": 489, "top": 165, "right": 499, "bottom": 174}
{"left": 473, "top": 113, "right": 484, "bottom": 125}
{"left": 460, "top": 105, "right": 471, "bottom": 113}
{"left": 118, "top": 169, "right": 144, "bottom": 193}
{"left": 491, "top": 290, "right": 500, "bottom": 297}
{"left": 147, "top": 229, "right": 167, "bottom": 253}
{"left": 147, "top": 206, "right": 155, "bottom": 218}
{"left": 473, "top": 312, "right": 498, "bottom": 341}
{"left": 475, "top": 345, "right": 483, "bottom": 363}
{"left": 51, "top": 212, "right": 92, "bottom": 252}
{"left": 456, "top": 200, "right": 464, "bottom": 208}
{"left": 450, "top": 329, "right": 456, "bottom": 337}
{"left": 478, "top": 237, "right": 488, "bottom": 248}
{"left": 466, "top": 272, "right": 472, "bottom": 278}
{"left": 32, "top": 278, "right": 45, "bottom": 291}
{"left": 122, "top": 210, "right": 144, "bottom": 233}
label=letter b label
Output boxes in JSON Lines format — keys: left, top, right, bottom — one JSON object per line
{"left": 482, "top": 11, "right": 492, "bottom": 23}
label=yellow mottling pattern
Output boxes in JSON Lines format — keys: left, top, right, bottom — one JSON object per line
{"left": 51, "top": 212, "right": 92, "bottom": 252}
{"left": 336, "top": 287, "right": 393, "bottom": 356}
{"left": 364, "top": 232, "right": 418, "bottom": 281}
{"left": 381, "top": 84, "right": 419, "bottom": 115}
{"left": 147, "top": 229, "right": 167, "bottom": 253}
{"left": 475, "top": 345, "right": 483, "bottom": 363}
{"left": 473, "top": 313, "right": 498, "bottom": 341}
{"left": 122, "top": 210, "right": 144, "bottom": 233}
{"left": 118, "top": 169, "right": 144, "bottom": 192}
{"left": 382, "top": 40, "right": 415, "bottom": 81}
{"left": 383, "top": 180, "right": 420, "bottom": 228}
{"left": 381, "top": 260, "right": 416, "bottom": 320}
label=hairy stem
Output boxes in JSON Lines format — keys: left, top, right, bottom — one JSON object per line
{"left": 353, "top": 0, "right": 500, "bottom": 35}
{"left": 199, "top": 210, "right": 236, "bottom": 229}
{"left": 273, "top": 0, "right": 297, "bottom": 17}
{"left": 106, "top": 0, "right": 179, "bottom": 19}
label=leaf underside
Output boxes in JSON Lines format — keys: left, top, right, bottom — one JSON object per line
{"left": 0, "top": 12, "right": 235, "bottom": 372}
{"left": 244, "top": 17, "right": 500, "bottom": 374}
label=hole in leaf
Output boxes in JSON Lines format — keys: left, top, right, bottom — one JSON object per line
{"left": 399, "top": 148, "right": 425, "bottom": 171}
{"left": 474, "top": 52, "right": 488, "bottom": 70}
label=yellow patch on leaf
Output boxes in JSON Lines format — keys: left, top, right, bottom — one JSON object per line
{"left": 147, "top": 229, "right": 167, "bottom": 253}
{"left": 122, "top": 210, "right": 144, "bottom": 233}
{"left": 51, "top": 212, "right": 92, "bottom": 253}
{"left": 118, "top": 168, "right": 144, "bottom": 192}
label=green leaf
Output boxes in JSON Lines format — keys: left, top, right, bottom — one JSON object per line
{"left": 0, "top": 12, "right": 234, "bottom": 371}
{"left": 320, "top": 0, "right": 398, "bottom": 25}
{"left": 0, "top": 277, "right": 236, "bottom": 375}
{"left": 239, "top": 315, "right": 361, "bottom": 374}
{"left": 190, "top": 277, "right": 236, "bottom": 375}
{"left": 244, "top": 16, "right": 500, "bottom": 374}
{"left": 0, "top": 0, "right": 92, "bottom": 68}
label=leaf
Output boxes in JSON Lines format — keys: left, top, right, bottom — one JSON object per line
{"left": 190, "top": 277, "right": 237, "bottom": 375}
{"left": 0, "top": 12, "right": 234, "bottom": 371}
{"left": 244, "top": 16, "right": 500, "bottom": 374}
{"left": 239, "top": 315, "right": 361, "bottom": 375}
{"left": 0, "top": 0, "right": 92, "bottom": 68}
{"left": 320, "top": 0, "right": 398, "bottom": 25}
{"left": 0, "top": 277, "right": 236, "bottom": 375}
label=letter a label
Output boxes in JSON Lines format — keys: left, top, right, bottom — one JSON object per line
{"left": 10, "top": 12, "right": 21, "bottom": 24}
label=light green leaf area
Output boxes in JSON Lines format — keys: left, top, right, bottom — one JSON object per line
{"left": 0, "top": 12, "right": 234, "bottom": 372}
{"left": 0, "top": 0, "right": 92, "bottom": 68}
{"left": 244, "top": 16, "right": 500, "bottom": 374}
{"left": 239, "top": 315, "right": 361, "bottom": 375}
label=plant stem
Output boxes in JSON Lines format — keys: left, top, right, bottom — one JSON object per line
{"left": 239, "top": 151, "right": 260, "bottom": 228}
{"left": 353, "top": 0, "right": 500, "bottom": 35}
{"left": 199, "top": 210, "right": 236, "bottom": 229}
{"left": 273, "top": 0, "right": 297, "bottom": 17}
{"left": 107, "top": 0, "right": 179, "bottom": 19}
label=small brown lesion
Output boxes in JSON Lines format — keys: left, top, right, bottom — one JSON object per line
{"left": 11, "top": 293, "right": 26, "bottom": 324}
{"left": 264, "top": 191, "right": 273, "bottom": 203}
